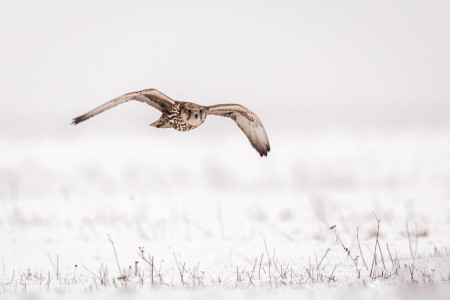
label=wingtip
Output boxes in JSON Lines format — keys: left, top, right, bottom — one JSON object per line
{"left": 258, "top": 147, "right": 270, "bottom": 157}
{"left": 71, "top": 116, "right": 84, "bottom": 125}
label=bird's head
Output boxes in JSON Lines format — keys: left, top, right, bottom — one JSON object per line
{"left": 180, "top": 103, "right": 207, "bottom": 127}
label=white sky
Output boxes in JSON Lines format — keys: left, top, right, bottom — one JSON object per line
{"left": 1, "top": 0, "right": 449, "bottom": 137}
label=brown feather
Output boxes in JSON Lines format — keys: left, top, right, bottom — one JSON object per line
{"left": 207, "top": 104, "right": 270, "bottom": 156}
{"left": 71, "top": 89, "right": 175, "bottom": 125}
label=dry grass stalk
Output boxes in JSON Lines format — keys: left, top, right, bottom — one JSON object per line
{"left": 329, "top": 225, "right": 360, "bottom": 276}
{"left": 108, "top": 235, "right": 122, "bottom": 277}
{"left": 357, "top": 227, "right": 369, "bottom": 271}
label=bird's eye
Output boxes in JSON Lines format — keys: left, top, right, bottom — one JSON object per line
{"left": 200, "top": 109, "right": 203, "bottom": 114}
{"left": 187, "top": 109, "right": 191, "bottom": 113}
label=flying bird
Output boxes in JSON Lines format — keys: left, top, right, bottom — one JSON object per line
{"left": 71, "top": 89, "right": 270, "bottom": 156}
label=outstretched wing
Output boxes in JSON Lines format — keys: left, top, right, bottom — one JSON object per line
{"left": 71, "top": 89, "right": 176, "bottom": 125}
{"left": 207, "top": 104, "right": 270, "bottom": 157}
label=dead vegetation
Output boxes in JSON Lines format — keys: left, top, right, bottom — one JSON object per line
{"left": 1, "top": 218, "right": 449, "bottom": 293}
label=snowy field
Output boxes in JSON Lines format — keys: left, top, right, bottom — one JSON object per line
{"left": 1, "top": 128, "right": 449, "bottom": 299}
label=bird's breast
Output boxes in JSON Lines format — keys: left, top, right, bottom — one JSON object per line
{"left": 167, "top": 116, "right": 196, "bottom": 132}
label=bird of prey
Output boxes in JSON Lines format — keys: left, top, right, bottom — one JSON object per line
{"left": 71, "top": 89, "right": 270, "bottom": 156}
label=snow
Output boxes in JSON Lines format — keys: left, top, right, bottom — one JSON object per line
{"left": 1, "top": 0, "right": 450, "bottom": 298}
{"left": 1, "top": 130, "right": 449, "bottom": 299}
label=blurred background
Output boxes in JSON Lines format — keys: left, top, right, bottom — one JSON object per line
{"left": 1, "top": 0, "right": 449, "bottom": 136}
{"left": 0, "top": 0, "right": 449, "bottom": 276}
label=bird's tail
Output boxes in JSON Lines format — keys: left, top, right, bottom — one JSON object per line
{"left": 149, "top": 116, "right": 171, "bottom": 128}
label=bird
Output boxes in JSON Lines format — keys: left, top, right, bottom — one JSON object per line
{"left": 71, "top": 88, "right": 270, "bottom": 156}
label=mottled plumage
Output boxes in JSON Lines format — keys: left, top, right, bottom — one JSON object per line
{"left": 72, "top": 89, "right": 270, "bottom": 156}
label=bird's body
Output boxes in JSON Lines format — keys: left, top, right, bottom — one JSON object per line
{"left": 155, "top": 102, "right": 207, "bottom": 132}
{"left": 72, "top": 89, "right": 270, "bottom": 156}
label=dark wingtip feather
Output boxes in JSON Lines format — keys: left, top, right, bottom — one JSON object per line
{"left": 257, "top": 146, "right": 270, "bottom": 157}
{"left": 71, "top": 115, "right": 86, "bottom": 125}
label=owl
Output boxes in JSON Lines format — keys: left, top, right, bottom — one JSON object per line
{"left": 72, "top": 89, "right": 270, "bottom": 156}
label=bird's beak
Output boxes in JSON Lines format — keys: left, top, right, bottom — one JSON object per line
{"left": 194, "top": 112, "right": 199, "bottom": 119}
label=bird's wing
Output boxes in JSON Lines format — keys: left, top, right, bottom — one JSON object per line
{"left": 71, "top": 89, "right": 176, "bottom": 125}
{"left": 206, "top": 104, "right": 270, "bottom": 157}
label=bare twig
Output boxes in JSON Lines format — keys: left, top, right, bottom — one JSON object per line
{"left": 305, "top": 267, "right": 315, "bottom": 283}
{"left": 357, "top": 227, "right": 369, "bottom": 271}
{"left": 329, "top": 226, "right": 359, "bottom": 274}
{"left": 328, "top": 265, "right": 337, "bottom": 283}
{"left": 386, "top": 243, "right": 397, "bottom": 269}
{"left": 81, "top": 265, "right": 101, "bottom": 281}
{"left": 248, "top": 257, "right": 257, "bottom": 287}
{"left": 258, "top": 253, "right": 264, "bottom": 281}
{"left": 406, "top": 222, "right": 415, "bottom": 261}
{"left": 377, "top": 237, "right": 386, "bottom": 273}
{"left": 414, "top": 223, "right": 419, "bottom": 259}
{"left": 108, "top": 234, "right": 122, "bottom": 276}
{"left": 317, "top": 248, "right": 330, "bottom": 270}
{"left": 151, "top": 256, "right": 154, "bottom": 287}
{"left": 263, "top": 239, "right": 271, "bottom": 281}
{"left": 369, "top": 213, "right": 382, "bottom": 278}
{"left": 173, "top": 252, "right": 184, "bottom": 285}
{"left": 46, "top": 253, "right": 57, "bottom": 279}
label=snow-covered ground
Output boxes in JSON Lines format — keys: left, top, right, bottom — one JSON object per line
{"left": 1, "top": 129, "right": 449, "bottom": 298}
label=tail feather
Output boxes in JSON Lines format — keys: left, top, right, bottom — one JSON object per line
{"left": 149, "top": 116, "right": 171, "bottom": 128}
